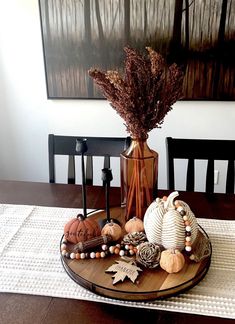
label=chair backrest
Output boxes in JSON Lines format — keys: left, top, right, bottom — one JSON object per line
{"left": 166, "top": 137, "right": 235, "bottom": 193}
{"left": 48, "top": 134, "right": 131, "bottom": 185}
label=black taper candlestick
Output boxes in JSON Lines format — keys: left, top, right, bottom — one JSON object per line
{"left": 99, "top": 168, "right": 120, "bottom": 228}
{"left": 101, "top": 168, "right": 113, "bottom": 222}
{"left": 76, "top": 139, "right": 88, "bottom": 218}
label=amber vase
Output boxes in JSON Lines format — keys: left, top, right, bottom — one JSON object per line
{"left": 120, "top": 137, "right": 158, "bottom": 221}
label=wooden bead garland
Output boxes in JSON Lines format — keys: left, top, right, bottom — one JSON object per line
{"left": 61, "top": 238, "right": 137, "bottom": 260}
{"left": 174, "top": 200, "right": 193, "bottom": 254}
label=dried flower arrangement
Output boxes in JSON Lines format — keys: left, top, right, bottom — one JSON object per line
{"left": 89, "top": 47, "right": 184, "bottom": 220}
{"left": 88, "top": 46, "right": 184, "bottom": 139}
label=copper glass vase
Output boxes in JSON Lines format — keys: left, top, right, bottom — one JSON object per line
{"left": 120, "top": 137, "right": 158, "bottom": 221}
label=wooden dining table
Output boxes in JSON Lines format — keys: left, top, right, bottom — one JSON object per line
{"left": 0, "top": 180, "right": 234, "bottom": 324}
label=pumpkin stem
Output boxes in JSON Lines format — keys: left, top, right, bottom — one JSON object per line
{"left": 77, "top": 213, "right": 85, "bottom": 221}
{"left": 108, "top": 219, "right": 114, "bottom": 226}
{"left": 164, "top": 191, "right": 179, "bottom": 210}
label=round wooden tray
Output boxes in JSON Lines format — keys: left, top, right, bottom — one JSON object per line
{"left": 61, "top": 207, "right": 212, "bottom": 301}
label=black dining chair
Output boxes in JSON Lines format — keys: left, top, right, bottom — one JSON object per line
{"left": 48, "top": 134, "right": 131, "bottom": 185}
{"left": 166, "top": 137, "right": 235, "bottom": 193}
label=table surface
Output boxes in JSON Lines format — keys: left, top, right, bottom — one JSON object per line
{"left": 0, "top": 180, "right": 234, "bottom": 324}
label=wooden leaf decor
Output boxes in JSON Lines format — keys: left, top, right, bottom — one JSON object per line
{"left": 105, "top": 260, "right": 142, "bottom": 285}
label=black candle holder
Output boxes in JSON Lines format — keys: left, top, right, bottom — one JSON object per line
{"left": 76, "top": 138, "right": 88, "bottom": 218}
{"left": 99, "top": 168, "right": 120, "bottom": 228}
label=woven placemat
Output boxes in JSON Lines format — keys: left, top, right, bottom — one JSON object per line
{"left": 0, "top": 204, "right": 234, "bottom": 319}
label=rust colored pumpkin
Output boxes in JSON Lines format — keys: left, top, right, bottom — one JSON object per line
{"left": 64, "top": 214, "right": 101, "bottom": 244}
{"left": 101, "top": 220, "right": 122, "bottom": 241}
{"left": 160, "top": 249, "right": 185, "bottom": 273}
{"left": 124, "top": 216, "right": 144, "bottom": 233}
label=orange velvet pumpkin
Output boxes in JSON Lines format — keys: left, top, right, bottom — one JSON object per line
{"left": 101, "top": 220, "right": 122, "bottom": 241}
{"left": 124, "top": 216, "right": 144, "bottom": 233}
{"left": 160, "top": 249, "right": 185, "bottom": 273}
{"left": 64, "top": 214, "right": 101, "bottom": 244}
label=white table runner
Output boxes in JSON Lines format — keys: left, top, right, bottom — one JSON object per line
{"left": 0, "top": 204, "right": 234, "bottom": 319}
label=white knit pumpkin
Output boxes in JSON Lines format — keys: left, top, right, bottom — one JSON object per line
{"left": 144, "top": 192, "right": 198, "bottom": 251}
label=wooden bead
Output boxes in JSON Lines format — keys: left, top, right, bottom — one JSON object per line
{"left": 95, "top": 252, "right": 101, "bottom": 258}
{"left": 185, "top": 241, "right": 191, "bottom": 246}
{"left": 102, "top": 244, "right": 108, "bottom": 251}
{"left": 185, "top": 225, "right": 191, "bottom": 232}
{"left": 80, "top": 253, "right": 86, "bottom": 259}
{"left": 114, "top": 247, "right": 120, "bottom": 255}
{"left": 70, "top": 253, "right": 76, "bottom": 259}
{"left": 100, "top": 251, "right": 106, "bottom": 258}
{"left": 75, "top": 253, "right": 80, "bottom": 260}
{"left": 162, "top": 196, "right": 168, "bottom": 201}
{"left": 177, "top": 206, "right": 183, "bottom": 213}
{"left": 184, "top": 221, "right": 190, "bottom": 226}
{"left": 174, "top": 200, "right": 180, "bottom": 207}
{"left": 61, "top": 244, "right": 67, "bottom": 251}
{"left": 61, "top": 250, "right": 67, "bottom": 256}
{"left": 90, "top": 252, "right": 96, "bottom": 259}
{"left": 119, "top": 250, "right": 125, "bottom": 257}
{"left": 109, "top": 246, "right": 115, "bottom": 254}
{"left": 129, "top": 249, "right": 135, "bottom": 256}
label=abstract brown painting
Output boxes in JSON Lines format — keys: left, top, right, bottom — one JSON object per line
{"left": 39, "top": 0, "right": 235, "bottom": 100}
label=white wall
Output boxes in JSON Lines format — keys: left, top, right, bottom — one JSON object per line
{"left": 0, "top": 0, "right": 234, "bottom": 192}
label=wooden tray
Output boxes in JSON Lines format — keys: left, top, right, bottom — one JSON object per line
{"left": 61, "top": 207, "right": 212, "bottom": 301}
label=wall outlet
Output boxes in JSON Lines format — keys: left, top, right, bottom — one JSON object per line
{"left": 214, "top": 170, "right": 219, "bottom": 185}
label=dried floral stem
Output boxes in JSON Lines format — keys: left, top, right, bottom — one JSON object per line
{"left": 126, "top": 144, "right": 152, "bottom": 219}
{"left": 89, "top": 47, "right": 184, "bottom": 139}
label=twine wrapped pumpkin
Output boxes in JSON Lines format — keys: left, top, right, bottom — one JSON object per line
{"left": 144, "top": 192, "right": 198, "bottom": 251}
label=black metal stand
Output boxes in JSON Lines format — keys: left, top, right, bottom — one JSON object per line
{"left": 99, "top": 168, "right": 120, "bottom": 228}
{"left": 102, "top": 168, "right": 112, "bottom": 222}
{"left": 76, "top": 139, "right": 88, "bottom": 218}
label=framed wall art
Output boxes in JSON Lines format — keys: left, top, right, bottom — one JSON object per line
{"left": 39, "top": 0, "right": 235, "bottom": 100}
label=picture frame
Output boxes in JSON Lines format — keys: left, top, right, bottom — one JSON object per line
{"left": 39, "top": 0, "right": 235, "bottom": 100}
